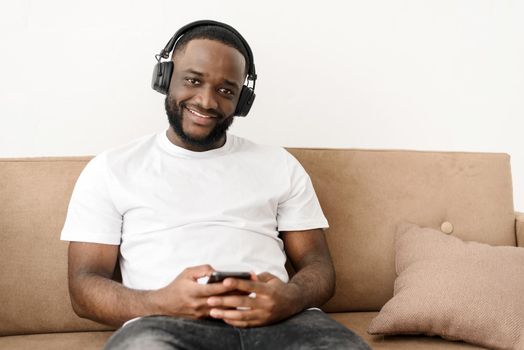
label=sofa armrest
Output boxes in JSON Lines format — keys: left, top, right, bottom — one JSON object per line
{"left": 516, "top": 212, "right": 524, "bottom": 247}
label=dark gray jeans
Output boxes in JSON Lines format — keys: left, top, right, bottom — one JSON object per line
{"left": 103, "top": 309, "right": 370, "bottom": 350}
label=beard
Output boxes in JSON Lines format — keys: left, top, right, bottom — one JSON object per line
{"left": 165, "top": 96, "right": 234, "bottom": 149}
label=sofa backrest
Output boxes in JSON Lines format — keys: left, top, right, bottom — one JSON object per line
{"left": 287, "top": 148, "right": 516, "bottom": 312}
{"left": 0, "top": 150, "right": 516, "bottom": 335}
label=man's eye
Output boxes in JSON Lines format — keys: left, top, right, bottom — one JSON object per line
{"left": 219, "top": 88, "right": 234, "bottom": 96}
{"left": 185, "top": 78, "right": 200, "bottom": 85}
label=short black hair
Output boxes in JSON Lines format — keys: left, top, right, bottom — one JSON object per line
{"left": 171, "top": 25, "right": 250, "bottom": 76}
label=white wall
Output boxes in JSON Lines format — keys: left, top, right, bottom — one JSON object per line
{"left": 1, "top": 0, "right": 523, "bottom": 210}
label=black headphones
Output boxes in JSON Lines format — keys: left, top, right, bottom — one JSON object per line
{"left": 151, "top": 20, "right": 257, "bottom": 117}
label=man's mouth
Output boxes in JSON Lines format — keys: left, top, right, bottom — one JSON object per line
{"left": 183, "top": 105, "right": 221, "bottom": 127}
{"left": 185, "top": 106, "right": 217, "bottom": 119}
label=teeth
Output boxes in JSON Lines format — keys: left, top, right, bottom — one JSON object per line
{"left": 187, "top": 107, "right": 212, "bottom": 119}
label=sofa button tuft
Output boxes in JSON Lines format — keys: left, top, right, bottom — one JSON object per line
{"left": 440, "top": 221, "right": 454, "bottom": 234}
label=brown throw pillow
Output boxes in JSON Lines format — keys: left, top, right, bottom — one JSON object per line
{"left": 368, "top": 223, "right": 524, "bottom": 350}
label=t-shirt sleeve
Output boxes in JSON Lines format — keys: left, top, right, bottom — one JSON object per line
{"left": 60, "top": 153, "right": 122, "bottom": 245}
{"left": 277, "top": 151, "right": 329, "bottom": 232}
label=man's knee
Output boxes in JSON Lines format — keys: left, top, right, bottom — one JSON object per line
{"left": 279, "top": 310, "right": 371, "bottom": 350}
{"left": 103, "top": 317, "right": 180, "bottom": 350}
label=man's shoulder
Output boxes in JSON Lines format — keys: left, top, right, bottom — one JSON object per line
{"left": 82, "top": 133, "right": 160, "bottom": 178}
{"left": 233, "top": 135, "right": 303, "bottom": 173}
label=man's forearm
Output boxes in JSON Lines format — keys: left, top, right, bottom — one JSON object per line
{"left": 287, "top": 258, "right": 336, "bottom": 313}
{"left": 70, "top": 272, "right": 159, "bottom": 327}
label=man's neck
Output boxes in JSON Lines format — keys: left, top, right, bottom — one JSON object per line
{"left": 165, "top": 128, "right": 226, "bottom": 152}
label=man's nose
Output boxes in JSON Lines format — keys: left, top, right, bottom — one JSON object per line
{"left": 197, "top": 87, "right": 219, "bottom": 110}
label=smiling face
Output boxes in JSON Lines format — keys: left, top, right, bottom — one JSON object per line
{"left": 165, "top": 39, "right": 247, "bottom": 152}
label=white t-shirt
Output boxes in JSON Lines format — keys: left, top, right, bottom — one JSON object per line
{"left": 61, "top": 132, "right": 328, "bottom": 290}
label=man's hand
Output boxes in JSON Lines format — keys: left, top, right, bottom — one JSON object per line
{"left": 205, "top": 229, "right": 336, "bottom": 328}
{"left": 206, "top": 272, "right": 303, "bottom": 328}
{"left": 151, "top": 265, "right": 239, "bottom": 319}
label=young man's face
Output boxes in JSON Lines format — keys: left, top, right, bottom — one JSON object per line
{"left": 165, "top": 39, "right": 247, "bottom": 151}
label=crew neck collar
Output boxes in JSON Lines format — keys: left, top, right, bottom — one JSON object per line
{"left": 157, "top": 130, "right": 234, "bottom": 158}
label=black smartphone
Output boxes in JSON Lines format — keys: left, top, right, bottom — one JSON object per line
{"left": 207, "top": 271, "right": 252, "bottom": 283}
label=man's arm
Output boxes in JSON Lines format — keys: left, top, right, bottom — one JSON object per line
{"left": 68, "top": 242, "right": 237, "bottom": 327}
{"left": 206, "top": 228, "right": 335, "bottom": 327}
{"left": 280, "top": 228, "right": 336, "bottom": 309}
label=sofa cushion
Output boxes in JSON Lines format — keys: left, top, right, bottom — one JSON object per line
{"left": 0, "top": 331, "right": 113, "bottom": 350}
{"left": 330, "top": 312, "right": 486, "bottom": 350}
{"left": 367, "top": 223, "right": 524, "bottom": 350}
{"left": 288, "top": 149, "right": 516, "bottom": 312}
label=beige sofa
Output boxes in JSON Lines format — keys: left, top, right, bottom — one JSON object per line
{"left": 1, "top": 149, "right": 523, "bottom": 349}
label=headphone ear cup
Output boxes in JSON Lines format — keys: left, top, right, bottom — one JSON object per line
{"left": 234, "top": 86, "right": 256, "bottom": 117}
{"left": 151, "top": 61, "right": 174, "bottom": 95}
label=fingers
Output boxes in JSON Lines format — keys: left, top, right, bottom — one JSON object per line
{"left": 222, "top": 277, "right": 264, "bottom": 294}
{"left": 205, "top": 274, "right": 287, "bottom": 328}
{"left": 207, "top": 294, "right": 256, "bottom": 309}
{"left": 222, "top": 272, "right": 282, "bottom": 293}
{"left": 178, "top": 265, "right": 238, "bottom": 296}
{"left": 207, "top": 292, "right": 268, "bottom": 326}
{"left": 209, "top": 308, "right": 264, "bottom": 324}
{"left": 201, "top": 282, "right": 238, "bottom": 296}
{"left": 179, "top": 268, "right": 281, "bottom": 300}
{"left": 256, "top": 272, "right": 276, "bottom": 282}
{"left": 250, "top": 271, "right": 258, "bottom": 281}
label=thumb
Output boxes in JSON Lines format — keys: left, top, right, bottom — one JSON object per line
{"left": 183, "top": 264, "right": 215, "bottom": 280}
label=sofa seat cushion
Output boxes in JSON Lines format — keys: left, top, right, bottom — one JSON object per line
{"left": 0, "top": 331, "right": 113, "bottom": 350}
{"left": 330, "top": 312, "right": 487, "bottom": 350}
{"left": 0, "top": 315, "right": 485, "bottom": 350}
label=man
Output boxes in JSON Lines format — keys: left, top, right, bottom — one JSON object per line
{"left": 61, "top": 20, "right": 370, "bottom": 349}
